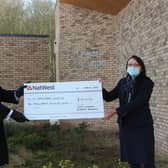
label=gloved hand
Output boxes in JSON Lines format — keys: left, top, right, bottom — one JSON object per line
{"left": 15, "top": 81, "right": 31, "bottom": 97}
{"left": 11, "top": 110, "right": 29, "bottom": 122}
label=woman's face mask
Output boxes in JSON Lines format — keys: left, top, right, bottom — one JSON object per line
{"left": 127, "top": 58, "right": 141, "bottom": 77}
{"left": 127, "top": 67, "right": 140, "bottom": 76}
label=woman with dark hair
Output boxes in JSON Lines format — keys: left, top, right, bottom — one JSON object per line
{"left": 102, "top": 56, "right": 155, "bottom": 168}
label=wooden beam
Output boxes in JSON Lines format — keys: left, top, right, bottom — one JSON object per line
{"left": 59, "top": 0, "right": 130, "bottom": 15}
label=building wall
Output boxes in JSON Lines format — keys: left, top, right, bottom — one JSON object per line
{"left": 0, "top": 34, "right": 49, "bottom": 111}
{"left": 117, "top": 0, "right": 168, "bottom": 154}
{"left": 55, "top": 3, "right": 120, "bottom": 131}
{"left": 56, "top": 0, "right": 168, "bottom": 153}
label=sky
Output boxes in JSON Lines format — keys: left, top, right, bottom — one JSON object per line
{"left": 23, "top": 0, "right": 56, "bottom": 9}
{"left": 25, "top": 0, "right": 56, "bottom": 5}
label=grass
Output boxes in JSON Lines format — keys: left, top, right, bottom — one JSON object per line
{"left": 155, "top": 152, "right": 168, "bottom": 168}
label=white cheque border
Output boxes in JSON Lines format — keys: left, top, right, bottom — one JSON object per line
{"left": 24, "top": 81, "right": 104, "bottom": 120}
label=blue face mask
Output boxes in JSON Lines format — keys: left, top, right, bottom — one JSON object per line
{"left": 127, "top": 67, "right": 140, "bottom": 77}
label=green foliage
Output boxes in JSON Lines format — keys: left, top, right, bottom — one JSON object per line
{"left": 23, "top": 133, "right": 45, "bottom": 149}
{"left": 58, "top": 160, "right": 75, "bottom": 168}
{"left": 5, "top": 122, "right": 168, "bottom": 168}
{"left": 6, "top": 123, "right": 48, "bottom": 151}
{"left": 8, "top": 132, "right": 45, "bottom": 151}
{"left": 88, "top": 164, "right": 99, "bottom": 168}
{"left": 61, "top": 122, "right": 89, "bottom": 160}
{"left": 42, "top": 162, "right": 53, "bottom": 168}
{"left": 117, "top": 160, "right": 128, "bottom": 168}
{"left": 0, "top": 0, "right": 55, "bottom": 34}
{"left": 41, "top": 160, "right": 129, "bottom": 168}
{"left": 42, "top": 161, "right": 100, "bottom": 168}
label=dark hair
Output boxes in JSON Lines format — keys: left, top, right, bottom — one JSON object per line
{"left": 126, "top": 55, "right": 146, "bottom": 77}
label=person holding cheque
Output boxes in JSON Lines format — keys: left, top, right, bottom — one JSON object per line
{"left": 102, "top": 56, "right": 155, "bottom": 168}
{"left": 0, "top": 83, "right": 29, "bottom": 166}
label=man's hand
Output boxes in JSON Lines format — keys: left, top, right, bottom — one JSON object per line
{"left": 103, "top": 108, "right": 117, "bottom": 120}
{"left": 15, "top": 81, "right": 31, "bottom": 97}
{"left": 11, "top": 110, "right": 29, "bottom": 122}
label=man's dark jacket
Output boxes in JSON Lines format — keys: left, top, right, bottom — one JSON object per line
{"left": 0, "top": 87, "right": 18, "bottom": 166}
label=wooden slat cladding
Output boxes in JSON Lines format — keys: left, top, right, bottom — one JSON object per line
{"left": 59, "top": 0, "right": 130, "bottom": 15}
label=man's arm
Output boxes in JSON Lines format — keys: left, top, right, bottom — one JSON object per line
{"left": 0, "top": 87, "right": 18, "bottom": 104}
{"left": 0, "top": 103, "right": 29, "bottom": 122}
{"left": 0, "top": 82, "right": 29, "bottom": 104}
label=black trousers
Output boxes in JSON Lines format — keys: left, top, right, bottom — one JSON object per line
{"left": 129, "top": 163, "right": 155, "bottom": 168}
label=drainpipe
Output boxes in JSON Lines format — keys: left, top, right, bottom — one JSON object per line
{"left": 51, "top": 0, "right": 60, "bottom": 126}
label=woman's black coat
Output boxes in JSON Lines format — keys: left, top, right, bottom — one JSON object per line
{"left": 0, "top": 87, "right": 18, "bottom": 166}
{"left": 103, "top": 75, "right": 155, "bottom": 163}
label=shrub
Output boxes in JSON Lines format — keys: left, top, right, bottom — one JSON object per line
{"left": 58, "top": 160, "right": 75, "bottom": 168}
{"left": 42, "top": 162, "right": 53, "bottom": 168}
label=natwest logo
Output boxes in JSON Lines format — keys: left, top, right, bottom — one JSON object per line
{"left": 26, "top": 85, "right": 55, "bottom": 91}
{"left": 27, "top": 86, "right": 33, "bottom": 90}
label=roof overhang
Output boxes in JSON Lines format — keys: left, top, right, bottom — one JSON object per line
{"left": 59, "top": 0, "right": 130, "bottom": 15}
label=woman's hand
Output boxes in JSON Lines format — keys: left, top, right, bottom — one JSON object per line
{"left": 103, "top": 108, "right": 117, "bottom": 120}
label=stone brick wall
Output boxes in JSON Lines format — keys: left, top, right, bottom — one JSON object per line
{"left": 0, "top": 34, "right": 49, "bottom": 111}
{"left": 117, "top": 0, "right": 168, "bottom": 154}
{"left": 55, "top": 3, "right": 120, "bottom": 131}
